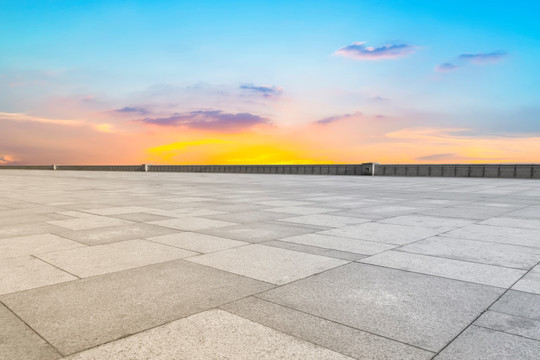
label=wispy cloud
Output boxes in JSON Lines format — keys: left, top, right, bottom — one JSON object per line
{"left": 416, "top": 153, "right": 456, "bottom": 161}
{"left": 140, "top": 110, "right": 271, "bottom": 132}
{"left": 435, "top": 63, "right": 459, "bottom": 72}
{"left": 0, "top": 154, "right": 17, "bottom": 165}
{"left": 114, "top": 106, "right": 150, "bottom": 115}
{"left": 0, "top": 112, "right": 114, "bottom": 133}
{"left": 316, "top": 111, "right": 362, "bottom": 125}
{"left": 240, "top": 84, "right": 283, "bottom": 98}
{"left": 458, "top": 50, "right": 507, "bottom": 64}
{"left": 335, "top": 42, "right": 416, "bottom": 60}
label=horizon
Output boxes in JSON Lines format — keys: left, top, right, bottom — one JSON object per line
{"left": 1, "top": 0, "right": 540, "bottom": 165}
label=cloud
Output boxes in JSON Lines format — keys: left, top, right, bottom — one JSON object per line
{"left": 458, "top": 51, "right": 507, "bottom": 64}
{"left": 435, "top": 63, "right": 459, "bottom": 72}
{"left": 0, "top": 112, "right": 114, "bottom": 133}
{"left": 316, "top": 111, "right": 362, "bottom": 125}
{"left": 115, "top": 106, "right": 150, "bottom": 115}
{"left": 335, "top": 42, "right": 416, "bottom": 60}
{"left": 140, "top": 110, "right": 271, "bottom": 132}
{"left": 240, "top": 84, "right": 283, "bottom": 98}
{"left": 416, "top": 153, "right": 456, "bottom": 161}
{"left": 0, "top": 154, "right": 17, "bottom": 165}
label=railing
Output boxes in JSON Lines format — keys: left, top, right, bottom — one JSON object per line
{"left": 1, "top": 163, "right": 539, "bottom": 178}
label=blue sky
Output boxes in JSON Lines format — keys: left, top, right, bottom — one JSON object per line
{"left": 1, "top": 0, "right": 539, "bottom": 164}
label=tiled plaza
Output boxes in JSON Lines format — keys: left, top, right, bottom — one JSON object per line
{"left": 0, "top": 170, "right": 539, "bottom": 359}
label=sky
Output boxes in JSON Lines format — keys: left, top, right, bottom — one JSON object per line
{"left": 1, "top": 0, "right": 539, "bottom": 165}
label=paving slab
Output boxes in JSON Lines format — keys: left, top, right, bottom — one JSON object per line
{"left": 0, "top": 256, "right": 76, "bottom": 295}
{"left": 148, "top": 217, "right": 237, "bottom": 231}
{"left": 490, "top": 290, "right": 540, "bottom": 320}
{"left": 0, "top": 303, "right": 61, "bottom": 360}
{"left": 419, "top": 205, "right": 512, "bottom": 220}
{"left": 258, "top": 262, "right": 503, "bottom": 351}
{"left": 204, "top": 210, "right": 291, "bottom": 223}
{"left": 47, "top": 216, "right": 133, "bottom": 231}
{"left": 36, "top": 239, "right": 198, "bottom": 277}
{"left": 51, "top": 223, "right": 179, "bottom": 245}
{"left": 264, "top": 206, "right": 338, "bottom": 215}
{"left": 512, "top": 265, "right": 540, "bottom": 294}
{"left": 109, "top": 212, "right": 175, "bottom": 222}
{"left": 505, "top": 206, "right": 540, "bottom": 219}
{"left": 147, "top": 232, "right": 248, "bottom": 253}
{"left": 0, "top": 233, "right": 85, "bottom": 259}
{"left": 0, "top": 260, "right": 272, "bottom": 355}
{"left": 398, "top": 235, "right": 540, "bottom": 269}
{"left": 63, "top": 310, "right": 353, "bottom": 360}
{"left": 444, "top": 224, "right": 540, "bottom": 248}
{"left": 187, "top": 244, "right": 348, "bottom": 285}
{"left": 379, "top": 215, "right": 475, "bottom": 232}
{"left": 435, "top": 326, "right": 540, "bottom": 360}
{"left": 0, "top": 223, "right": 65, "bottom": 239}
{"left": 198, "top": 222, "right": 322, "bottom": 242}
{"left": 475, "top": 310, "right": 540, "bottom": 340}
{"left": 321, "top": 222, "right": 440, "bottom": 245}
{"left": 480, "top": 217, "right": 540, "bottom": 230}
{"left": 279, "top": 233, "right": 396, "bottom": 255}
{"left": 278, "top": 214, "right": 370, "bottom": 228}
{"left": 360, "top": 250, "right": 525, "bottom": 288}
{"left": 222, "top": 297, "right": 434, "bottom": 360}
{"left": 262, "top": 240, "right": 367, "bottom": 261}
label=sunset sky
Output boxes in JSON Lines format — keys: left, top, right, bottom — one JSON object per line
{"left": 1, "top": 0, "right": 539, "bottom": 165}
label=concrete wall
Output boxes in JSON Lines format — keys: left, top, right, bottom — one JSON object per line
{"left": 373, "top": 164, "right": 540, "bottom": 179}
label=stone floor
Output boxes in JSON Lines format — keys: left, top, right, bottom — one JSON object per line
{"left": 0, "top": 170, "right": 539, "bottom": 359}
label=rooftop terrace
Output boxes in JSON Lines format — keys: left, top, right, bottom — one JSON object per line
{"left": 0, "top": 170, "right": 539, "bottom": 359}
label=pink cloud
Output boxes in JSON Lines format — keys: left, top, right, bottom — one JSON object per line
{"left": 335, "top": 42, "right": 416, "bottom": 60}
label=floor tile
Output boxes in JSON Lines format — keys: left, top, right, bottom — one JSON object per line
{"left": 490, "top": 290, "right": 540, "bottom": 320}
{"left": 435, "top": 326, "right": 540, "bottom": 360}
{"left": 37, "top": 239, "right": 197, "bottom": 277}
{"left": 512, "top": 265, "right": 540, "bottom": 294}
{"left": 398, "top": 236, "right": 540, "bottom": 269}
{"left": 198, "top": 222, "right": 321, "bottom": 243}
{"left": 361, "top": 250, "right": 525, "bottom": 288}
{"left": 321, "top": 222, "right": 440, "bottom": 245}
{"left": 47, "top": 216, "right": 133, "bottom": 231}
{"left": 147, "top": 232, "right": 248, "bottom": 253}
{"left": 63, "top": 310, "right": 352, "bottom": 360}
{"left": 0, "top": 256, "right": 76, "bottom": 295}
{"left": 480, "top": 217, "right": 540, "bottom": 230}
{"left": 0, "top": 303, "right": 61, "bottom": 360}
{"left": 187, "top": 244, "right": 347, "bottom": 285}
{"left": 279, "top": 214, "right": 370, "bottom": 228}
{"left": 264, "top": 206, "right": 338, "bottom": 215}
{"left": 0, "top": 260, "right": 272, "bottom": 355}
{"left": 380, "top": 215, "right": 475, "bottom": 232}
{"left": 279, "top": 233, "right": 396, "bottom": 255}
{"left": 258, "top": 263, "right": 503, "bottom": 351}
{"left": 262, "top": 240, "right": 367, "bottom": 261}
{"left": 475, "top": 310, "right": 540, "bottom": 340}
{"left": 205, "top": 210, "right": 291, "bottom": 223}
{"left": 222, "top": 297, "right": 434, "bottom": 360}
{"left": 148, "top": 217, "right": 236, "bottom": 231}
{"left": 444, "top": 224, "right": 540, "bottom": 248}
{"left": 0, "top": 233, "right": 85, "bottom": 259}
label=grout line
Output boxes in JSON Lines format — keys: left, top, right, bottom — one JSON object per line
{"left": 31, "top": 255, "right": 81, "bottom": 279}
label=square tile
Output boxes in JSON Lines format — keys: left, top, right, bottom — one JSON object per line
{"left": 63, "top": 310, "right": 352, "bottom": 360}
{"left": 0, "top": 260, "right": 272, "bottom": 355}
{"left": 147, "top": 232, "right": 248, "bottom": 253}
{"left": 187, "top": 244, "right": 347, "bottom": 285}
{"left": 0, "top": 256, "right": 76, "bottom": 295}
{"left": 361, "top": 251, "right": 525, "bottom": 288}
{"left": 0, "top": 233, "right": 85, "bottom": 259}
{"left": 279, "top": 233, "right": 396, "bottom": 255}
{"left": 259, "top": 263, "right": 503, "bottom": 351}
{"left": 37, "top": 239, "right": 197, "bottom": 277}
{"left": 198, "top": 222, "right": 321, "bottom": 243}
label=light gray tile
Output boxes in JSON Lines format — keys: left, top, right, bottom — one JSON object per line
{"left": 398, "top": 236, "right": 540, "bottom": 269}
{"left": 512, "top": 265, "right": 540, "bottom": 294}
{"left": 205, "top": 210, "right": 290, "bottom": 223}
{"left": 279, "top": 214, "right": 370, "bottom": 228}
{"left": 321, "top": 222, "right": 440, "bottom": 245}
{"left": 480, "top": 217, "right": 540, "bottom": 230}
{"left": 222, "top": 297, "right": 434, "bottom": 360}
{"left": 0, "top": 256, "right": 76, "bottom": 295}
{"left": 110, "top": 212, "right": 174, "bottom": 222}
{"left": 380, "top": 215, "right": 475, "bottom": 232}
{"left": 63, "top": 310, "right": 353, "bottom": 360}
{"left": 0, "top": 233, "right": 85, "bottom": 259}
{"left": 198, "top": 222, "right": 321, "bottom": 243}
{"left": 264, "top": 206, "right": 338, "bottom": 215}
{"left": 361, "top": 251, "right": 525, "bottom": 288}
{"left": 475, "top": 311, "right": 540, "bottom": 340}
{"left": 280, "top": 233, "right": 396, "bottom": 255}
{"left": 47, "top": 216, "right": 133, "bottom": 231}
{"left": 0, "top": 260, "right": 272, "bottom": 355}
{"left": 259, "top": 263, "right": 503, "bottom": 351}
{"left": 147, "top": 232, "right": 248, "bottom": 253}
{"left": 0, "top": 303, "right": 61, "bottom": 360}
{"left": 491, "top": 290, "right": 540, "bottom": 321}
{"left": 187, "top": 244, "right": 347, "bottom": 285}
{"left": 37, "top": 239, "right": 197, "bottom": 277}
{"left": 435, "top": 326, "right": 540, "bottom": 360}
{"left": 445, "top": 224, "right": 540, "bottom": 248}
{"left": 419, "top": 206, "right": 511, "bottom": 220}
{"left": 262, "top": 240, "right": 367, "bottom": 261}
{"left": 148, "top": 217, "right": 236, "bottom": 231}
